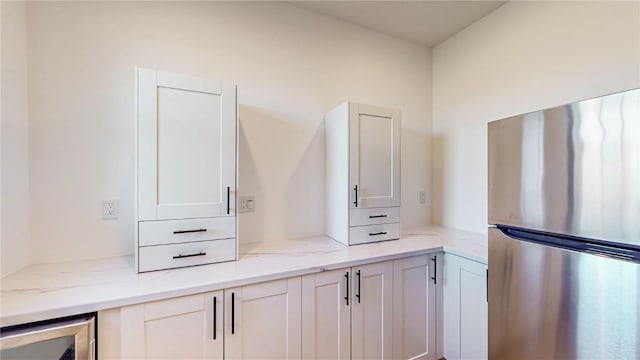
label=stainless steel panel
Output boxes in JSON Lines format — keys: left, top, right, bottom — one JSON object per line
{"left": 488, "top": 88, "right": 640, "bottom": 246}
{"left": 489, "top": 227, "right": 640, "bottom": 360}
{"left": 1, "top": 316, "right": 95, "bottom": 359}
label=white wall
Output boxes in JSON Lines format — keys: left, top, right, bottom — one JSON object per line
{"left": 432, "top": 1, "right": 640, "bottom": 234}
{"left": 1, "top": 1, "right": 31, "bottom": 277}
{"left": 25, "top": 2, "right": 432, "bottom": 264}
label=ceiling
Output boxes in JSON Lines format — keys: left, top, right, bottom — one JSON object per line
{"left": 294, "top": 1, "right": 507, "bottom": 47}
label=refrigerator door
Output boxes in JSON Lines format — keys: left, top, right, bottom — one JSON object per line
{"left": 489, "top": 227, "right": 640, "bottom": 360}
{"left": 488, "top": 88, "right": 640, "bottom": 247}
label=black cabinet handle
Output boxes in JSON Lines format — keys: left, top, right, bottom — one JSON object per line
{"left": 172, "top": 252, "right": 206, "bottom": 259}
{"left": 344, "top": 272, "right": 350, "bottom": 306}
{"left": 431, "top": 255, "right": 437, "bottom": 285}
{"left": 486, "top": 268, "right": 489, "bottom": 303}
{"left": 353, "top": 185, "right": 358, "bottom": 207}
{"left": 231, "top": 292, "right": 235, "bottom": 334}
{"left": 173, "top": 228, "right": 207, "bottom": 234}
{"left": 369, "top": 214, "right": 388, "bottom": 219}
{"left": 356, "top": 270, "right": 361, "bottom": 303}
{"left": 213, "top": 296, "right": 217, "bottom": 340}
{"left": 369, "top": 232, "right": 387, "bottom": 236}
{"left": 227, "top": 186, "right": 231, "bottom": 215}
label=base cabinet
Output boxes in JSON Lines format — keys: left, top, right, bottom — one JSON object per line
{"left": 443, "top": 254, "right": 488, "bottom": 360}
{"left": 225, "top": 278, "right": 302, "bottom": 359}
{"left": 351, "top": 261, "right": 394, "bottom": 360}
{"left": 301, "top": 255, "right": 437, "bottom": 360}
{"left": 301, "top": 269, "right": 351, "bottom": 360}
{"left": 112, "top": 254, "right": 443, "bottom": 360}
{"left": 392, "top": 255, "right": 437, "bottom": 360}
{"left": 120, "top": 291, "right": 223, "bottom": 359}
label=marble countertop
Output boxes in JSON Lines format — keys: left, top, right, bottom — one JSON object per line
{"left": 0, "top": 226, "right": 486, "bottom": 327}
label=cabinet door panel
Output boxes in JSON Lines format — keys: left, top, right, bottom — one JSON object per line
{"left": 460, "top": 261, "right": 488, "bottom": 360}
{"left": 349, "top": 104, "right": 400, "bottom": 209}
{"left": 120, "top": 291, "right": 222, "bottom": 359}
{"left": 301, "top": 269, "right": 350, "bottom": 360}
{"left": 225, "top": 278, "right": 301, "bottom": 359}
{"left": 352, "top": 261, "right": 393, "bottom": 360}
{"left": 156, "top": 87, "right": 221, "bottom": 208}
{"left": 444, "top": 254, "right": 488, "bottom": 360}
{"left": 393, "top": 255, "right": 436, "bottom": 360}
{"left": 137, "top": 68, "right": 236, "bottom": 221}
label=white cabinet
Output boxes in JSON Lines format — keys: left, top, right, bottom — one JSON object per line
{"left": 120, "top": 278, "right": 301, "bottom": 360}
{"left": 120, "top": 291, "right": 223, "bottom": 359}
{"left": 135, "top": 68, "right": 237, "bottom": 272}
{"left": 325, "top": 102, "right": 401, "bottom": 246}
{"left": 393, "top": 255, "right": 437, "bottom": 360}
{"left": 225, "top": 278, "right": 302, "bottom": 359}
{"left": 301, "top": 269, "right": 351, "bottom": 360}
{"left": 301, "top": 256, "right": 435, "bottom": 360}
{"left": 443, "top": 254, "right": 488, "bottom": 360}
{"left": 351, "top": 261, "right": 394, "bottom": 359}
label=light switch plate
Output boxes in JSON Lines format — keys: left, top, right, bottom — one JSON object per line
{"left": 238, "top": 195, "right": 255, "bottom": 213}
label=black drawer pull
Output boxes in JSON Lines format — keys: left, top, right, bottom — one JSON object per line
{"left": 344, "top": 272, "right": 349, "bottom": 306}
{"left": 353, "top": 185, "right": 358, "bottom": 207}
{"left": 173, "top": 228, "right": 207, "bottom": 234}
{"left": 369, "top": 232, "right": 387, "bottom": 236}
{"left": 369, "top": 214, "right": 388, "bottom": 219}
{"left": 173, "top": 252, "right": 206, "bottom": 259}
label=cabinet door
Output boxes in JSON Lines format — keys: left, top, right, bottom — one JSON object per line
{"left": 120, "top": 291, "right": 223, "bottom": 359}
{"left": 301, "top": 269, "right": 351, "bottom": 360}
{"left": 225, "top": 277, "right": 302, "bottom": 359}
{"left": 349, "top": 103, "right": 400, "bottom": 209}
{"left": 138, "top": 68, "right": 236, "bottom": 221}
{"left": 443, "top": 254, "right": 488, "bottom": 360}
{"left": 393, "top": 255, "right": 436, "bottom": 360}
{"left": 352, "top": 261, "right": 393, "bottom": 359}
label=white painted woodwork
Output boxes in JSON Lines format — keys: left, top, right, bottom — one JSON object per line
{"left": 349, "top": 103, "right": 401, "bottom": 209}
{"left": 443, "top": 254, "right": 488, "bottom": 360}
{"left": 98, "top": 308, "right": 121, "bottom": 359}
{"left": 136, "top": 67, "right": 237, "bottom": 272}
{"left": 138, "top": 217, "right": 235, "bottom": 246}
{"left": 225, "top": 277, "right": 302, "bottom": 359}
{"left": 301, "top": 269, "right": 351, "bottom": 360}
{"left": 325, "top": 101, "right": 401, "bottom": 246}
{"left": 120, "top": 291, "right": 223, "bottom": 359}
{"left": 349, "top": 222, "right": 400, "bottom": 245}
{"left": 350, "top": 206, "right": 400, "bottom": 226}
{"left": 138, "top": 238, "right": 236, "bottom": 272}
{"left": 137, "top": 68, "right": 236, "bottom": 220}
{"left": 351, "top": 261, "right": 393, "bottom": 360}
{"left": 392, "top": 255, "right": 437, "bottom": 360}
{"left": 325, "top": 102, "right": 350, "bottom": 245}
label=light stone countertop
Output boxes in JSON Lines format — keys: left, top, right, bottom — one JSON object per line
{"left": 0, "top": 226, "right": 486, "bottom": 327}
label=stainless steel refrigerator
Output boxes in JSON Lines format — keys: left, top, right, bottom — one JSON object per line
{"left": 488, "top": 88, "right": 640, "bottom": 359}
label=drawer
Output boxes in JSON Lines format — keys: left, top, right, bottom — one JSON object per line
{"left": 349, "top": 222, "right": 400, "bottom": 245}
{"left": 350, "top": 207, "right": 400, "bottom": 226}
{"left": 139, "top": 217, "right": 235, "bottom": 246}
{"left": 138, "top": 238, "right": 236, "bottom": 272}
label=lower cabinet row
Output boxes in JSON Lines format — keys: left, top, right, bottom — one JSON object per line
{"left": 107, "top": 254, "right": 438, "bottom": 359}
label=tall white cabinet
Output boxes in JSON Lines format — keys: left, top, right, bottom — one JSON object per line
{"left": 136, "top": 68, "right": 237, "bottom": 272}
{"left": 325, "top": 102, "right": 401, "bottom": 246}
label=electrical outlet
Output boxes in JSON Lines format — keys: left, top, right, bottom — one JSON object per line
{"left": 419, "top": 191, "right": 426, "bottom": 204}
{"left": 103, "top": 200, "right": 119, "bottom": 219}
{"left": 238, "top": 195, "right": 255, "bottom": 213}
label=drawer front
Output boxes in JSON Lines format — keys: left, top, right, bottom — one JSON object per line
{"left": 139, "top": 238, "right": 236, "bottom": 272}
{"left": 139, "top": 217, "right": 235, "bottom": 246}
{"left": 350, "top": 207, "right": 400, "bottom": 226}
{"left": 349, "top": 223, "right": 400, "bottom": 245}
